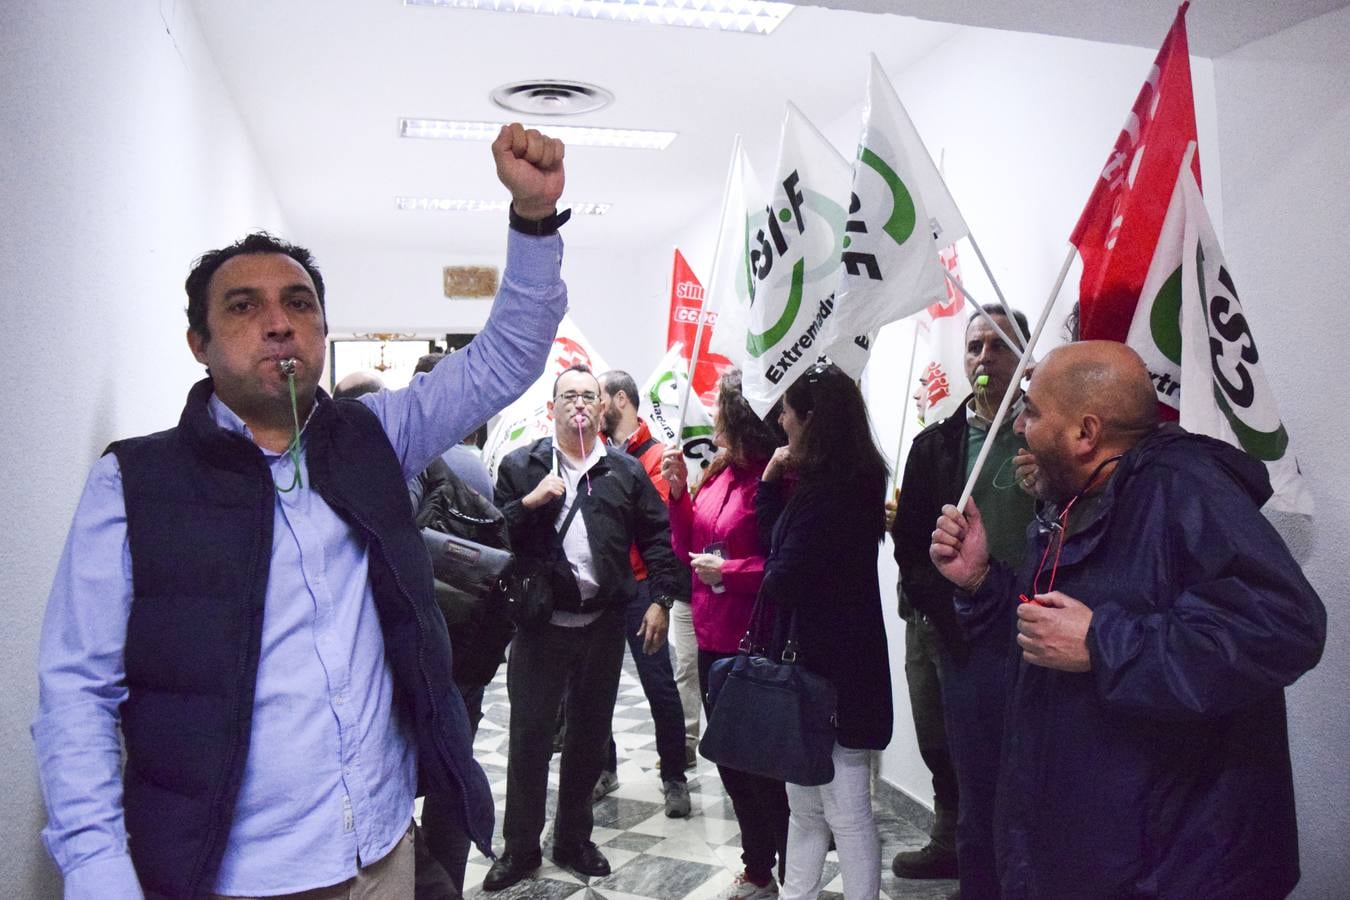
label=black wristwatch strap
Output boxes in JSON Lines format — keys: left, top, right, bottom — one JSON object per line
{"left": 509, "top": 205, "right": 572, "bottom": 236}
{"left": 652, "top": 593, "right": 675, "bottom": 610}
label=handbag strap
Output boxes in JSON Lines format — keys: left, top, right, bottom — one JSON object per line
{"left": 738, "top": 587, "right": 801, "bottom": 664}
{"left": 553, "top": 490, "right": 585, "bottom": 551}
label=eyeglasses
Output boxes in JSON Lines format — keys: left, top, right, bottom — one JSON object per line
{"left": 557, "top": 390, "right": 599, "bottom": 405}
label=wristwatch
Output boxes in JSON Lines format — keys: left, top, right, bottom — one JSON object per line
{"left": 651, "top": 593, "right": 676, "bottom": 611}
{"left": 509, "top": 205, "right": 572, "bottom": 236}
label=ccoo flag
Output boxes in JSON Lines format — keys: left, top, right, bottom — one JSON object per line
{"left": 640, "top": 344, "right": 719, "bottom": 487}
{"left": 739, "top": 103, "right": 854, "bottom": 416}
{"left": 915, "top": 241, "right": 971, "bottom": 426}
{"left": 1071, "top": 2, "right": 1200, "bottom": 347}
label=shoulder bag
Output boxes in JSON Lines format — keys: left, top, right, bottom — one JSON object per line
{"left": 699, "top": 593, "right": 837, "bottom": 786}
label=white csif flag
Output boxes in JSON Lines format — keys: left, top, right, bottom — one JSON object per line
{"left": 706, "top": 141, "right": 762, "bottom": 372}
{"left": 1175, "top": 166, "right": 1312, "bottom": 515}
{"left": 821, "top": 55, "right": 962, "bottom": 357}
{"left": 640, "top": 344, "right": 719, "bottom": 488}
{"left": 737, "top": 103, "right": 855, "bottom": 416}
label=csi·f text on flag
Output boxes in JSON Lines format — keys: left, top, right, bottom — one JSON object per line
{"left": 1071, "top": 2, "right": 1201, "bottom": 345}
{"left": 821, "top": 54, "right": 964, "bottom": 354}
{"left": 482, "top": 315, "right": 610, "bottom": 478}
{"left": 640, "top": 344, "right": 719, "bottom": 487}
{"left": 738, "top": 103, "right": 855, "bottom": 416}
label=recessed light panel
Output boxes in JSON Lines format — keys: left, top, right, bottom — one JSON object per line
{"left": 399, "top": 118, "right": 676, "bottom": 150}
{"left": 404, "top": 0, "right": 794, "bottom": 35}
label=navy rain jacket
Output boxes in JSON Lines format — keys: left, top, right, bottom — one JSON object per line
{"left": 961, "top": 425, "right": 1325, "bottom": 899}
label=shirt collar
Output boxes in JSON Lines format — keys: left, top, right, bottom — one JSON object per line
{"left": 965, "top": 394, "right": 1024, "bottom": 432}
{"left": 208, "top": 391, "right": 317, "bottom": 456}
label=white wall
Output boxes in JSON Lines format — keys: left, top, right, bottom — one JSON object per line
{"left": 0, "top": 2, "right": 288, "bottom": 893}
{"left": 1212, "top": 8, "right": 1350, "bottom": 894}
{"left": 319, "top": 235, "right": 671, "bottom": 380}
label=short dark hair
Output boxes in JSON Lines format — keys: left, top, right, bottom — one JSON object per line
{"left": 185, "top": 232, "right": 327, "bottom": 343}
{"left": 782, "top": 364, "right": 889, "bottom": 540}
{"left": 415, "top": 352, "right": 446, "bottom": 375}
{"left": 552, "top": 363, "right": 596, "bottom": 397}
{"left": 967, "top": 304, "right": 1030, "bottom": 348}
{"left": 599, "top": 370, "right": 639, "bottom": 406}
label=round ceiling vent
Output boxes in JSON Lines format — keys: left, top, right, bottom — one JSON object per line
{"left": 490, "top": 80, "right": 614, "bottom": 117}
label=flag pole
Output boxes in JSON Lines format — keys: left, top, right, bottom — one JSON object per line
{"left": 943, "top": 270, "right": 1027, "bottom": 358}
{"left": 956, "top": 245, "right": 1076, "bottom": 513}
{"left": 935, "top": 148, "right": 1020, "bottom": 350}
{"left": 890, "top": 325, "right": 922, "bottom": 498}
{"left": 675, "top": 134, "right": 742, "bottom": 438}
{"left": 966, "top": 233, "right": 1021, "bottom": 342}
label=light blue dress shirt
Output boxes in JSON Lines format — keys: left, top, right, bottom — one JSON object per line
{"left": 33, "top": 230, "right": 566, "bottom": 898}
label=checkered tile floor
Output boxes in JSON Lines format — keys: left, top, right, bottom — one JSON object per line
{"left": 430, "top": 654, "right": 957, "bottom": 899}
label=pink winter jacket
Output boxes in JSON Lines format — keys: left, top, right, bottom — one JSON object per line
{"left": 668, "top": 460, "right": 768, "bottom": 653}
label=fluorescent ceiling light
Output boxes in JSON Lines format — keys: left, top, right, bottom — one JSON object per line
{"left": 396, "top": 197, "right": 612, "bottom": 216}
{"left": 404, "top": 0, "right": 794, "bottom": 35}
{"left": 400, "top": 117, "right": 677, "bottom": 150}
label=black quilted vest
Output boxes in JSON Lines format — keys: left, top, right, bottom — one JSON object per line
{"left": 109, "top": 378, "right": 493, "bottom": 899}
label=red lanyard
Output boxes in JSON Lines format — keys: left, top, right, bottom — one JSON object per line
{"left": 1018, "top": 454, "right": 1122, "bottom": 606}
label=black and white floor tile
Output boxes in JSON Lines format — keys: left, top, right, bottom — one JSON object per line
{"left": 427, "top": 656, "right": 957, "bottom": 899}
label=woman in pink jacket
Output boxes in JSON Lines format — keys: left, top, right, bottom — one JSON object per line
{"left": 662, "top": 369, "right": 787, "bottom": 900}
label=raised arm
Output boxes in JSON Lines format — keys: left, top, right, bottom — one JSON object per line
{"left": 361, "top": 125, "right": 570, "bottom": 477}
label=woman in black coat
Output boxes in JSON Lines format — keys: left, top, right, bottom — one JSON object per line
{"left": 757, "top": 364, "right": 893, "bottom": 900}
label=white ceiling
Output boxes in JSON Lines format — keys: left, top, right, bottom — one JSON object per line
{"left": 192, "top": 1, "right": 1345, "bottom": 257}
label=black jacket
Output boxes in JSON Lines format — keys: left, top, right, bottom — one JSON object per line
{"left": 495, "top": 437, "right": 687, "bottom": 613}
{"left": 963, "top": 426, "right": 1326, "bottom": 899}
{"left": 757, "top": 475, "right": 893, "bottom": 750}
{"left": 891, "top": 400, "right": 976, "bottom": 660}
{"left": 111, "top": 378, "right": 493, "bottom": 899}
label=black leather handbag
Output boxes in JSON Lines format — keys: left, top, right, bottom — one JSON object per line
{"left": 700, "top": 596, "right": 837, "bottom": 786}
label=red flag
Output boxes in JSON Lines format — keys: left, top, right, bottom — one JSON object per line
{"left": 667, "top": 249, "right": 732, "bottom": 407}
{"left": 1070, "top": 2, "right": 1201, "bottom": 343}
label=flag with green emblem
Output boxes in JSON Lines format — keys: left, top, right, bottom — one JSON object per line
{"left": 1130, "top": 152, "right": 1311, "bottom": 514}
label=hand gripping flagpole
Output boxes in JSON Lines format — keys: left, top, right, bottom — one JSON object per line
{"left": 956, "top": 245, "right": 1076, "bottom": 513}
{"left": 675, "top": 134, "right": 743, "bottom": 438}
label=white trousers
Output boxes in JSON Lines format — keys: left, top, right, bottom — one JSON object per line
{"left": 669, "top": 600, "right": 701, "bottom": 750}
{"left": 780, "top": 744, "right": 880, "bottom": 900}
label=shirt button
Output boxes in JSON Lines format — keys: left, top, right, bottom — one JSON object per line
{"left": 335, "top": 694, "right": 345, "bottom": 705}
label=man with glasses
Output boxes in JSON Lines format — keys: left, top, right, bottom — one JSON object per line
{"left": 890, "top": 304, "right": 1036, "bottom": 899}
{"left": 487, "top": 364, "right": 688, "bottom": 892}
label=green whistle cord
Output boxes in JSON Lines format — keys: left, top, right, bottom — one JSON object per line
{"left": 275, "top": 370, "right": 305, "bottom": 493}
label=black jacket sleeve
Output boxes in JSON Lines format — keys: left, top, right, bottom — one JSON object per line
{"left": 494, "top": 445, "right": 562, "bottom": 554}
{"left": 1086, "top": 465, "right": 1326, "bottom": 721}
{"left": 892, "top": 426, "right": 968, "bottom": 657}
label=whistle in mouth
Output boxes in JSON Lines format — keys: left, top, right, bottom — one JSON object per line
{"left": 278, "top": 358, "right": 298, "bottom": 376}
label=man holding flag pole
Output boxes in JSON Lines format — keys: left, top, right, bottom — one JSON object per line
{"left": 925, "top": 5, "right": 1323, "bottom": 895}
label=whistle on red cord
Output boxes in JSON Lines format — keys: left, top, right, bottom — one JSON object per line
{"left": 1019, "top": 594, "right": 1048, "bottom": 607}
